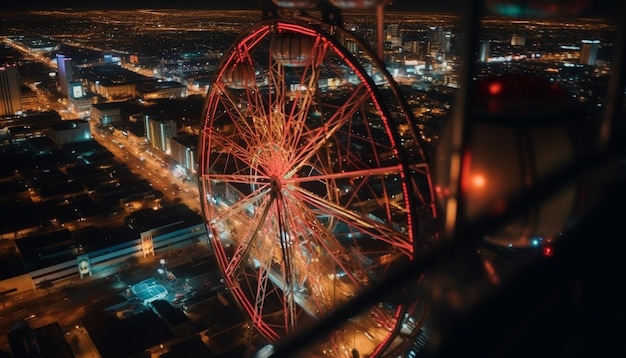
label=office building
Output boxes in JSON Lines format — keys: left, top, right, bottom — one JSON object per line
{"left": 427, "top": 27, "right": 452, "bottom": 55}
{"left": 56, "top": 54, "right": 75, "bottom": 97}
{"left": 47, "top": 119, "right": 92, "bottom": 145}
{"left": 170, "top": 134, "right": 198, "bottom": 178}
{"left": 386, "top": 23, "right": 401, "bottom": 48}
{"left": 146, "top": 116, "right": 177, "bottom": 154}
{"left": 580, "top": 39, "right": 600, "bottom": 65}
{"left": 0, "top": 64, "right": 22, "bottom": 116}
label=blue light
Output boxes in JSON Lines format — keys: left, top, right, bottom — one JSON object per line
{"left": 531, "top": 239, "right": 539, "bottom": 247}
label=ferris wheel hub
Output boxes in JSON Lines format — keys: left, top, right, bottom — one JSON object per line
{"left": 270, "top": 176, "right": 283, "bottom": 196}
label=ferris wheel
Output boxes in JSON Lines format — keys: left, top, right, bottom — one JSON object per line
{"left": 198, "top": 4, "right": 437, "bottom": 356}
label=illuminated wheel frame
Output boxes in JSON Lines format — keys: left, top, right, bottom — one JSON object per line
{"left": 199, "top": 18, "right": 436, "bottom": 357}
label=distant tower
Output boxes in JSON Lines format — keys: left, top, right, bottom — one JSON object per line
{"left": 0, "top": 64, "right": 22, "bottom": 116}
{"left": 427, "top": 27, "right": 452, "bottom": 55}
{"left": 441, "top": 30, "right": 452, "bottom": 54}
{"left": 385, "top": 23, "right": 401, "bottom": 48}
{"left": 427, "top": 27, "right": 442, "bottom": 55}
{"left": 56, "top": 54, "right": 75, "bottom": 97}
{"left": 580, "top": 39, "right": 599, "bottom": 65}
{"left": 479, "top": 42, "right": 490, "bottom": 63}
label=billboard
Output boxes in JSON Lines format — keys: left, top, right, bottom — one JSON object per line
{"left": 70, "top": 82, "right": 83, "bottom": 99}
{"left": 77, "top": 254, "right": 91, "bottom": 278}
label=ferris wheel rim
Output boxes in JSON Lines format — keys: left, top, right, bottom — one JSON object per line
{"left": 198, "top": 17, "right": 435, "bottom": 357}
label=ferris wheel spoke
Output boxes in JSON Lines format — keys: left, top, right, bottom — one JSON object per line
{"left": 215, "top": 81, "right": 254, "bottom": 127}
{"left": 208, "top": 185, "right": 271, "bottom": 226}
{"left": 265, "top": 56, "right": 286, "bottom": 145}
{"left": 282, "top": 38, "right": 330, "bottom": 154}
{"left": 205, "top": 124, "right": 259, "bottom": 169}
{"left": 288, "top": 164, "right": 403, "bottom": 184}
{"left": 253, "top": 260, "right": 274, "bottom": 324}
{"left": 282, "top": 187, "right": 389, "bottom": 284}
{"left": 201, "top": 172, "right": 270, "bottom": 186}
{"left": 235, "top": 50, "right": 273, "bottom": 132}
{"left": 224, "top": 193, "right": 276, "bottom": 278}
{"left": 286, "top": 83, "right": 371, "bottom": 177}
{"left": 214, "top": 80, "right": 274, "bottom": 154}
{"left": 273, "top": 194, "right": 301, "bottom": 331}
{"left": 289, "top": 185, "right": 413, "bottom": 255}
{"left": 279, "top": 195, "right": 349, "bottom": 310}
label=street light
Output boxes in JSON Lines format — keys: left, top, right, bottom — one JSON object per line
{"left": 158, "top": 259, "right": 167, "bottom": 276}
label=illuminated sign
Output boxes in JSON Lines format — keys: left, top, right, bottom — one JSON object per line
{"left": 77, "top": 254, "right": 91, "bottom": 278}
{"left": 70, "top": 82, "right": 83, "bottom": 99}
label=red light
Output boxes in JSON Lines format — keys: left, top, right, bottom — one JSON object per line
{"left": 488, "top": 81, "right": 502, "bottom": 95}
{"left": 542, "top": 245, "right": 554, "bottom": 257}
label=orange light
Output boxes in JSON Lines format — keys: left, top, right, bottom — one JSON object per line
{"left": 488, "top": 81, "right": 502, "bottom": 95}
{"left": 472, "top": 175, "right": 486, "bottom": 188}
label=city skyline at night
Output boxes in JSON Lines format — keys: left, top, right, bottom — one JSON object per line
{"left": 1, "top": 2, "right": 624, "bottom": 358}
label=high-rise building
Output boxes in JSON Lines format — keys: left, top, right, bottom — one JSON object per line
{"left": 56, "top": 54, "right": 75, "bottom": 97}
{"left": 580, "top": 39, "right": 600, "bottom": 65}
{"left": 170, "top": 134, "right": 198, "bottom": 177}
{"left": 427, "top": 27, "right": 452, "bottom": 55}
{"left": 146, "top": 116, "right": 177, "bottom": 154}
{"left": 0, "top": 64, "right": 22, "bottom": 116}
{"left": 442, "top": 30, "right": 452, "bottom": 54}
{"left": 479, "top": 42, "right": 490, "bottom": 63}
{"left": 386, "top": 23, "right": 401, "bottom": 48}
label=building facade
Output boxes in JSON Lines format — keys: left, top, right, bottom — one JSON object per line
{"left": 47, "top": 119, "right": 92, "bottom": 145}
{"left": 580, "top": 39, "right": 600, "bottom": 65}
{"left": 169, "top": 134, "right": 198, "bottom": 179}
{"left": 146, "top": 116, "right": 177, "bottom": 154}
{"left": 0, "top": 64, "right": 22, "bottom": 116}
{"left": 56, "top": 54, "right": 75, "bottom": 97}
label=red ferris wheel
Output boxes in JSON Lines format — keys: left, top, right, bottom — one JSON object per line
{"left": 198, "top": 6, "right": 437, "bottom": 357}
